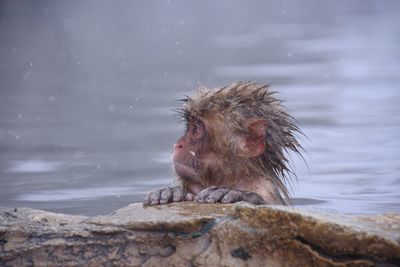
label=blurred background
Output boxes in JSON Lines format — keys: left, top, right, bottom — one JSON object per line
{"left": 0, "top": 0, "right": 399, "bottom": 215}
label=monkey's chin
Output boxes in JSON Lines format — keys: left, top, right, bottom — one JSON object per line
{"left": 173, "top": 161, "right": 197, "bottom": 180}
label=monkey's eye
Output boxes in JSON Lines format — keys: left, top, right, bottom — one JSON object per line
{"left": 188, "top": 119, "right": 204, "bottom": 138}
{"left": 192, "top": 123, "right": 198, "bottom": 134}
{"left": 188, "top": 122, "right": 198, "bottom": 135}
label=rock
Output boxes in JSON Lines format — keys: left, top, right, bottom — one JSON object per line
{"left": 0, "top": 203, "right": 399, "bottom": 266}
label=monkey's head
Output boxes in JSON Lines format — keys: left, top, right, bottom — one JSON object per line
{"left": 173, "top": 81, "right": 302, "bottom": 199}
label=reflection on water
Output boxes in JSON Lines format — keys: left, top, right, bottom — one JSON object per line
{"left": 8, "top": 160, "right": 61, "bottom": 173}
{"left": 15, "top": 187, "right": 136, "bottom": 202}
{"left": 0, "top": 0, "right": 399, "bottom": 215}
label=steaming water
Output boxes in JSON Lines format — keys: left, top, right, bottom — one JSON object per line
{"left": 0, "top": 1, "right": 399, "bottom": 215}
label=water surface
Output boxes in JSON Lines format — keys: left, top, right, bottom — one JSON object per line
{"left": 0, "top": 0, "right": 399, "bottom": 215}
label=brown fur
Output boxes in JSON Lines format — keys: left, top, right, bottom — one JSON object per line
{"left": 179, "top": 81, "right": 303, "bottom": 203}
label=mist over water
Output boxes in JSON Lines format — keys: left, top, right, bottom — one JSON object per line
{"left": 0, "top": 0, "right": 399, "bottom": 215}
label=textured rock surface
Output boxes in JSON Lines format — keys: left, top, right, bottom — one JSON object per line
{"left": 0, "top": 202, "right": 399, "bottom": 266}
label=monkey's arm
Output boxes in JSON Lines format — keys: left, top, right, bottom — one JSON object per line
{"left": 195, "top": 186, "right": 266, "bottom": 205}
{"left": 143, "top": 186, "right": 195, "bottom": 206}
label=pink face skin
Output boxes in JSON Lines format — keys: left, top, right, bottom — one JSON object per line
{"left": 172, "top": 116, "right": 206, "bottom": 194}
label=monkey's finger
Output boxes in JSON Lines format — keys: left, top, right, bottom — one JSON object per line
{"left": 242, "top": 191, "right": 266, "bottom": 205}
{"left": 172, "top": 187, "right": 185, "bottom": 202}
{"left": 206, "top": 188, "right": 230, "bottom": 203}
{"left": 143, "top": 190, "right": 160, "bottom": 206}
{"left": 195, "top": 186, "right": 218, "bottom": 203}
{"left": 160, "top": 187, "right": 174, "bottom": 204}
{"left": 221, "top": 190, "right": 242, "bottom": 203}
{"left": 148, "top": 189, "right": 163, "bottom": 206}
{"left": 185, "top": 192, "right": 195, "bottom": 201}
{"left": 143, "top": 194, "right": 151, "bottom": 206}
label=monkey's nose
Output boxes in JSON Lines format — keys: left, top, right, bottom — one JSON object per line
{"left": 174, "top": 143, "right": 183, "bottom": 150}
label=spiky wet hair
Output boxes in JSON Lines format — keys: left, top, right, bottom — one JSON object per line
{"left": 179, "top": 81, "right": 303, "bottom": 200}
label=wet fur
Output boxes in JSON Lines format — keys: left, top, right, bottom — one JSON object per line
{"left": 179, "top": 81, "right": 303, "bottom": 202}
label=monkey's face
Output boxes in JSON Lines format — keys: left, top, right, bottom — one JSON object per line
{"left": 173, "top": 116, "right": 208, "bottom": 182}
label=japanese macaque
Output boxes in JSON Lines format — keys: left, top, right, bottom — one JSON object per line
{"left": 143, "top": 81, "right": 303, "bottom": 206}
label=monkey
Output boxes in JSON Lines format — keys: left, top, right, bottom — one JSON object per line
{"left": 143, "top": 81, "right": 303, "bottom": 206}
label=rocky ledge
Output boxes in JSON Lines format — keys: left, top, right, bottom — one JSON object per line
{"left": 0, "top": 203, "right": 399, "bottom": 266}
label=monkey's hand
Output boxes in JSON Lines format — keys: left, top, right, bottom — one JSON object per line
{"left": 195, "top": 186, "right": 266, "bottom": 205}
{"left": 143, "top": 186, "right": 195, "bottom": 206}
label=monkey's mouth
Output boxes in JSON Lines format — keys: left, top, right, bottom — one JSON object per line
{"left": 173, "top": 161, "right": 197, "bottom": 179}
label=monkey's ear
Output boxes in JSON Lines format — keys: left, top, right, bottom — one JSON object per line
{"left": 243, "top": 119, "right": 267, "bottom": 158}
